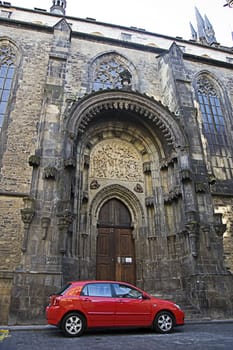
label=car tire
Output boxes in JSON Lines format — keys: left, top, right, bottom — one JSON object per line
{"left": 153, "top": 311, "right": 174, "bottom": 334}
{"left": 61, "top": 312, "right": 86, "bottom": 337}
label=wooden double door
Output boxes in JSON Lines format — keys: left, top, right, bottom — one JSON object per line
{"left": 96, "top": 199, "right": 136, "bottom": 285}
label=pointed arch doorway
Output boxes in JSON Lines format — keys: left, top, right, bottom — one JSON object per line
{"left": 96, "top": 198, "right": 136, "bottom": 284}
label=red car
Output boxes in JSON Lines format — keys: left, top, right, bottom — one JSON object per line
{"left": 46, "top": 280, "right": 185, "bottom": 337}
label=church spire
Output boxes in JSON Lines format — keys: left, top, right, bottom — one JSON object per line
{"left": 190, "top": 7, "right": 217, "bottom": 45}
{"left": 204, "top": 14, "right": 217, "bottom": 45}
{"left": 50, "top": 0, "right": 67, "bottom": 15}
{"left": 195, "top": 7, "right": 207, "bottom": 43}
{"left": 189, "top": 22, "right": 197, "bottom": 41}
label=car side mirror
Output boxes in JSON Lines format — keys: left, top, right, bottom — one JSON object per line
{"left": 142, "top": 293, "right": 150, "bottom": 300}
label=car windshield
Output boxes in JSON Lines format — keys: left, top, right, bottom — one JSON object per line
{"left": 113, "top": 283, "right": 143, "bottom": 299}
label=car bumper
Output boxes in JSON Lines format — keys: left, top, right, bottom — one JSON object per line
{"left": 46, "top": 306, "right": 61, "bottom": 326}
{"left": 175, "top": 310, "right": 185, "bottom": 325}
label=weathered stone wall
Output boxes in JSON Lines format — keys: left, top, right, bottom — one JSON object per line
{"left": 0, "top": 275, "right": 13, "bottom": 325}
{"left": 0, "top": 196, "right": 23, "bottom": 270}
{"left": 0, "top": 27, "right": 52, "bottom": 324}
{"left": 0, "top": 27, "right": 51, "bottom": 191}
{"left": 0, "top": 196, "right": 23, "bottom": 324}
{"left": 213, "top": 199, "right": 233, "bottom": 273}
{"left": 64, "top": 38, "right": 160, "bottom": 99}
{"left": 8, "top": 271, "right": 63, "bottom": 325}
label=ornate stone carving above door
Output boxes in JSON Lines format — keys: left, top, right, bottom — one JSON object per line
{"left": 89, "top": 138, "right": 143, "bottom": 183}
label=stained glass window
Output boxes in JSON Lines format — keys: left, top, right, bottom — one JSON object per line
{"left": 197, "top": 76, "right": 228, "bottom": 154}
{"left": 0, "top": 45, "right": 16, "bottom": 128}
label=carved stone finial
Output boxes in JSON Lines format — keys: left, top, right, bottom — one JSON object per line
{"left": 28, "top": 155, "right": 40, "bottom": 167}
{"left": 21, "top": 208, "right": 34, "bottom": 225}
{"left": 215, "top": 224, "right": 226, "bottom": 237}
{"left": 180, "top": 168, "right": 192, "bottom": 182}
{"left": 41, "top": 217, "right": 51, "bottom": 240}
{"left": 44, "top": 166, "right": 57, "bottom": 180}
{"left": 22, "top": 196, "right": 35, "bottom": 209}
{"left": 119, "top": 69, "right": 132, "bottom": 90}
{"left": 64, "top": 157, "right": 76, "bottom": 169}
{"left": 50, "top": 0, "right": 66, "bottom": 15}
{"left": 145, "top": 197, "right": 154, "bottom": 207}
{"left": 57, "top": 210, "right": 74, "bottom": 253}
{"left": 185, "top": 221, "right": 198, "bottom": 257}
{"left": 213, "top": 213, "right": 226, "bottom": 237}
{"left": 143, "top": 161, "right": 152, "bottom": 174}
{"left": 208, "top": 174, "right": 216, "bottom": 185}
{"left": 160, "top": 159, "right": 168, "bottom": 170}
{"left": 134, "top": 183, "right": 143, "bottom": 193}
{"left": 82, "top": 191, "right": 88, "bottom": 203}
{"left": 84, "top": 155, "right": 90, "bottom": 168}
{"left": 21, "top": 207, "right": 35, "bottom": 252}
{"left": 90, "top": 180, "right": 100, "bottom": 190}
{"left": 195, "top": 182, "right": 208, "bottom": 193}
{"left": 201, "top": 225, "right": 211, "bottom": 249}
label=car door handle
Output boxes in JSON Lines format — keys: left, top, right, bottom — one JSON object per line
{"left": 83, "top": 298, "right": 92, "bottom": 302}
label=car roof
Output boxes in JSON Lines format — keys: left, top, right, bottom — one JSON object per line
{"left": 69, "top": 280, "right": 135, "bottom": 287}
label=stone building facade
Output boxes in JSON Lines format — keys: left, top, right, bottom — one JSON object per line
{"left": 0, "top": 1, "right": 232, "bottom": 324}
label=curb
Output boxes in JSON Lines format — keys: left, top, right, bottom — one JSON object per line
{"left": 185, "top": 319, "right": 233, "bottom": 325}
{"left": 0, "top": 325, "right": 56, "bottom": 331}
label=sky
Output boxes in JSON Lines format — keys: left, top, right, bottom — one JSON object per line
{"left": 8, "top": 0, "right": 233, "bottom": 47}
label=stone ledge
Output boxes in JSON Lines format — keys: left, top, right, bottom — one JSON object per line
{"left": 0, "top": 271, "right": 13, "bottom": 279}
{"left": 0, "top": 191, "right": 29, "bottom": 198}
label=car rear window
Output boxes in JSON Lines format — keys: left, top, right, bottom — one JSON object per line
{"left": 54, "top": 283, "right": 72, "bottom": 296}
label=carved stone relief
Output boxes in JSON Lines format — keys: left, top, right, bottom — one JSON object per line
{"left": 89, "top": 139, "right": 144, "bottom": 183}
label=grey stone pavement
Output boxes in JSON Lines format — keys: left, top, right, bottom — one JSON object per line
{"left": 0, "top": 319, "right": 233, "bottom": 350}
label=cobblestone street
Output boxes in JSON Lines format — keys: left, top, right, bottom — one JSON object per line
{"left": 1, "top": 322, "right": 233, "bottom": 350}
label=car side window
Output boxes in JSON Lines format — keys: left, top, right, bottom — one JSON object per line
{"left": 81, "top": 283, "right": 112, "bottom": 297}
{"left": 113, "top": 283, "right": 143, "bottom": 299}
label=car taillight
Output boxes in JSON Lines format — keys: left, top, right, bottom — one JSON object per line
{"left": 53, "top": 298, "right": 60, "bottom": 306}
{"left": 49, "top": 295, "right": 61, "bottom": 306}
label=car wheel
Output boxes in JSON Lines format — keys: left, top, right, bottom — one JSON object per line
{"left": 61, "top": 312, "right": 86, "bottom": 337}
{"left": 153, "top": 311, "right": 174, "bottom": 333}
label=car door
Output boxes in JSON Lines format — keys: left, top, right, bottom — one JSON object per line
{"left": 113, "top": 283, "right": 152, "bottom": 327}
{"left": 79, "top": 282, "right": 116, "bottom": 327}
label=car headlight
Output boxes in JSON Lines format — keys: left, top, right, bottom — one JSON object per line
{"left": 174, "top": 304, "right": 181, "bottom": 310}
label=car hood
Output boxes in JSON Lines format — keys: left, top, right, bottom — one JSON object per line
{"left": 150, "top": 296, "right": 177, "bottom": 307}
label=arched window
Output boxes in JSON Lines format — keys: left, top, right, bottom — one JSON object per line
{"left": 197, "top": 76, "right": 228, "bottom": 154}
{"left": 90, "top": 53, "right": 135, "bottom": 92}
{"left": 0, "top": 44, "right": 16, "bottom": 128}
{"left": 197, "top": 75, "right": 233, "bottom": 179}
